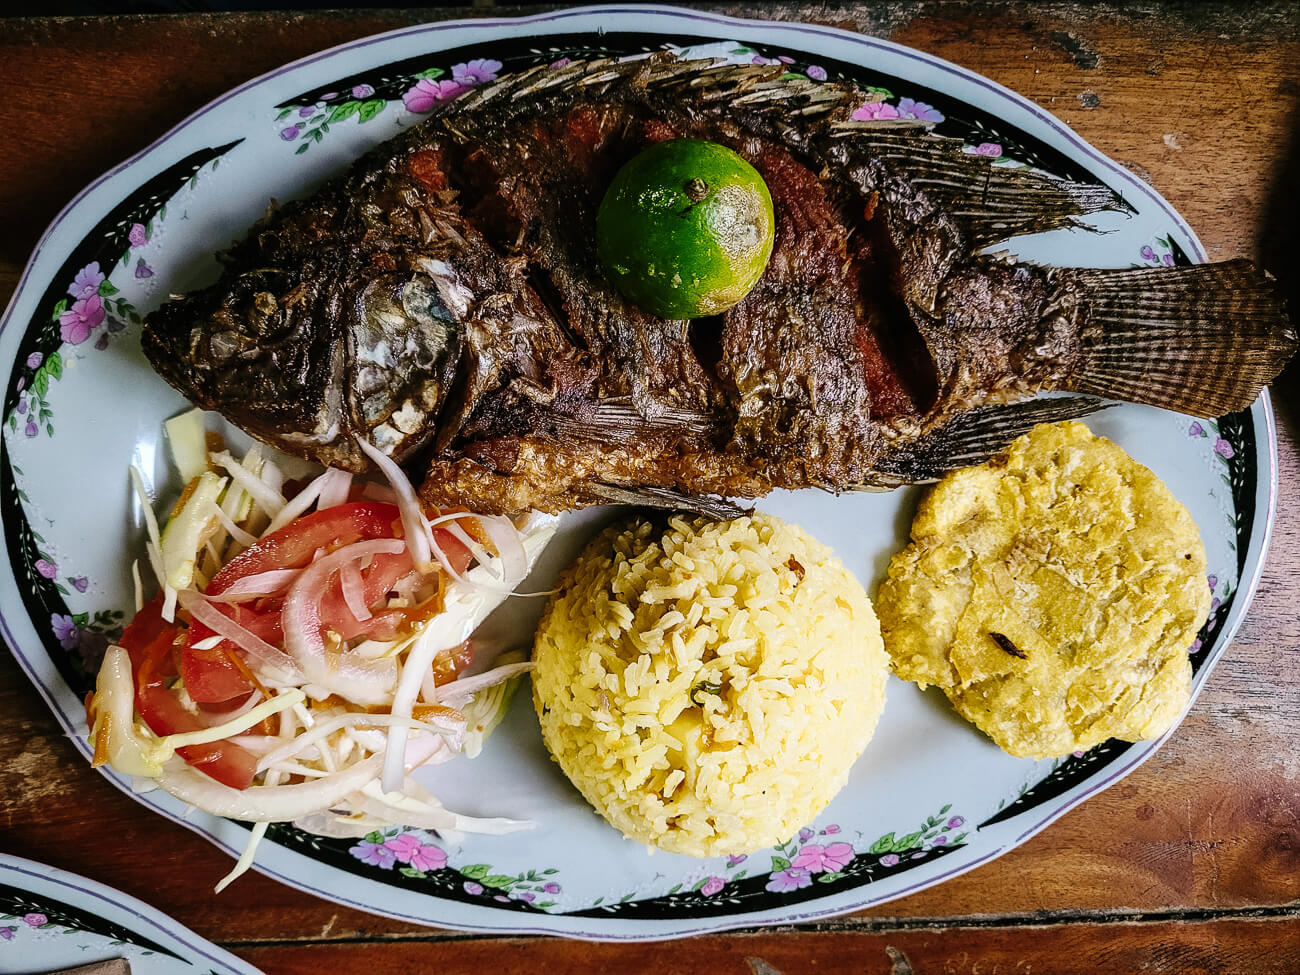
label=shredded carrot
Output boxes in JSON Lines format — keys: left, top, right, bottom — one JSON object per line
{"left": 412, "top": 702, "right": 465, "bottom": 723}
{"left": 168, "top": 475, "right": 202, "bottom": 521}
{"left": 218, "top": 642, "right": 270, "bottom": 702}
{"left": 136, "top": 629, "right": 184, "bottom": 695}
{"left": 90, "top": 718, "right": 110, "bottom": 767}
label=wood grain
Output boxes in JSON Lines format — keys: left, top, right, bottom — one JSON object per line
{"left": 236, "top": 916, "right": 1300, "bottom": 975}
{"left": 0, "top": 3, "right": 1297, "bottom": 970}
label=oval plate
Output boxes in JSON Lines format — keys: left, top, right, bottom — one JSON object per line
{"left": 0, "top": 854, "right": 260, "bottom": 974}
{"left": 0, "top": 5, "right": 1278, "bottom": 941}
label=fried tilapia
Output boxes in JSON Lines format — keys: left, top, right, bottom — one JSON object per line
{"left": 143, "top": 56, "right": 1296, "bottom": 515}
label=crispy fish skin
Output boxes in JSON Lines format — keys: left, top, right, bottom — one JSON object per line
{"left": 141, "top": 56, "right": 1296, "bottom": 515}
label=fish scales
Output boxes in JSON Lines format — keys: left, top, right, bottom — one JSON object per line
{"left": 141, "top": 56, "right": 1296, "bottom": 516}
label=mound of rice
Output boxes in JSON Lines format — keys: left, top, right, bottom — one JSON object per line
{"left": 532, "top": 513, "right": 888, "bottom": 857}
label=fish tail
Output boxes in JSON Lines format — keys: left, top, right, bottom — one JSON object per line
{"left": 1056, "top": 259, "right": 1295, "bottom": 416}
{"left": 866, "top": 396, "right": 1106, "bottom": 485}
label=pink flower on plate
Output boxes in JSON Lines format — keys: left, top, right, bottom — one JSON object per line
{"left": 852, "top": 101, "right": 900, "bottom": 121}
{"left": 348, "top": 839, "right": 395, "bottom": 869}
{"left": 765, "top": 868, "right": 812, "bottom": 893}
{"left": 453, "top": 58, "right": 502, "bottom": 85}
{"left": 68, "top": 261, "right": 104, "bottom": 300}
{"left": 0, "top": 926, "right": 14, "bottom": 941}
{"left": 352, "top": 84, "right": 375, "bottom": 99}
{"left": 60, "top": 294, "right": 105, "bottom": 345}
{"left": 807, "top": 65, "right": 828, "bottom": 81}
{"left": 550, "top": 58, "right": 572, "bottom": 69}
{"left": 879, "top": 853, "right": 900, "bottom": 867}
{"left": 21, "top": 914, "right": 46, "bottom": 928}
{"left": 403, "top": 78, "right": 470, "bottom": 113}
{"left": 128, "top": 222, "right": 148, "bottom": 248}
{"left": 35, "top": 558, "right": 57, "bottom": 579}
{"left": 700, "top": 876, "right": 725, "bottom": 896}
{"left": 791, "top": 842, "right": 854, "bottom": 874}
{"left": 464, "top": 881, "right": 483, "bottom": 895}
{"left": 384, "top": 833, "right": 447, "bottom": 872}
{"left": 1214, "top": 437, "right": 1235, "bottom": 459}
{"left": 966, "top": 142, "right": 1002, "bottom": 157}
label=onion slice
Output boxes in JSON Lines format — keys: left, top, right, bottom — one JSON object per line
{"left": 281, "top": 538, "right": 404, "bottom": 705}
{"left": 338, "top": 560, "right": 370, "bottom": 623}
{"left": 177, "top": 589, "right": 302, "bottom": 683}
{"left": 355, "top": 437, "right": 433, "bottom": 572}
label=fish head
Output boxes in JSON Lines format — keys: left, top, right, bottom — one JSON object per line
{"left": 142, "top": 257, "right": 465, "bottom": 472}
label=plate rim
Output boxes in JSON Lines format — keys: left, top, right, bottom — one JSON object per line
{"left": 0, "top": 853, "right": 261, "bottom": 974}
{"left": 0, "top": 3, "right": 1280, "bottom": 941}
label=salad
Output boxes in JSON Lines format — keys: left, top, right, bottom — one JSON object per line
{"left": 86, "top": 409, "right": 556, "bottom": 888}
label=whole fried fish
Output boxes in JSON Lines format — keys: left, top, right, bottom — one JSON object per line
{"left": 143, "top": 57, "right": 1295, "bottom": 516}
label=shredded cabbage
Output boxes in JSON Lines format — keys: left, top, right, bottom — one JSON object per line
{"left": 93, "top": 425, "right": 557, "bottom": 889}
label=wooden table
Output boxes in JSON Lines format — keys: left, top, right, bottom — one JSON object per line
{"left": 1, "top": 3, "right": 1297, "bottom": 972}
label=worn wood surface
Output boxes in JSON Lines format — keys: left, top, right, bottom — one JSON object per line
{"left": 1, "top": 3, "right": 1298, "bottom": 971}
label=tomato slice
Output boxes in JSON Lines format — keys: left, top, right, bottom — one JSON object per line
{"left": 183, "top": 503, "right": 402, "bottom": 702}
{"left": 182, "top": 502, "right": 477, "bottom": 702}
{"left": 119, "top": 595, "right": 259, "bottom": 789}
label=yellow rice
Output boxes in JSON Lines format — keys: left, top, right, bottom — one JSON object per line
{"left": 532, "top": 513, "right": 888, "bottom": 856}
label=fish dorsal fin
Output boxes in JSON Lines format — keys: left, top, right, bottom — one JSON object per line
{"left": 826, "top": 123, "right": 1131, "bottom": 245}
{"left": 447, "top": 54, "right": 855, "bottom": 128}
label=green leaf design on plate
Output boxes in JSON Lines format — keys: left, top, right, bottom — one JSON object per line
{"left": 51, "top": 298, "right": 68, "bottom": 322}
{"left": 358, "top": 99, "right": 387, "bottom": 123}
{"left": 770, "top": 855, "right": 791, "bottom": 872}
{"left": 416, "top": 66, "right": 445, "bottom": 80}
{"left": 869, "top": 832, "right": 895, "bottom": 855}
{"left": 98, "top": 279, "right": 119, "bottom": 297}
{"left": 460, "top": 864, "right": 490, "bottom": 880}
{"left": 893, "top": 831, "right": 923, "bottom": 851}
{"left": 481, "top": 874, "right": 516, "bottom": 890}
{"left": 328, "top": 100, "right": 361, "bottom": 123}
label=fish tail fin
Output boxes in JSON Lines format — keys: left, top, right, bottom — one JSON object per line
{"left": 867, "top": 396, "right": 1105, "bottom": 485}
{"left": 831, "top": 124, "right": 1131, "bottom": 244}
{"left": 1057, "top": 259, "right": 1296, "bottom": 416}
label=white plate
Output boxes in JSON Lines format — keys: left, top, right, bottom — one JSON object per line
{"left": 0, "top": 855, "right": 259, "bottom": 974}
{"left": 0, "top": 5, "right": 1277, "bottom": 941}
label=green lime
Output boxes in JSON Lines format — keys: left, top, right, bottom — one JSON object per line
{"left": 596, "top": 139, "right": 775, "bottom": 319}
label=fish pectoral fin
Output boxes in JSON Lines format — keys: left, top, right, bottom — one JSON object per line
{"left": 868, "top": 396, "right": 1106, "bottom": 485}
{"left": 551, "top": 400, "right": 716, "bottom": 444}
{"left": 831, "top": 125, "right": 1132, "bottom": 245}
{"left": 1056, "top": 259, "right": 1297, "bottom": 417}
{"left": 578, "top": 482, "right": 749, "bottom": 521}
